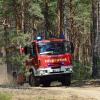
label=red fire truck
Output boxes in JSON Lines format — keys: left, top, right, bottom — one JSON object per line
{"left": 19, "top": 37, "right": 74, "bottom": 87}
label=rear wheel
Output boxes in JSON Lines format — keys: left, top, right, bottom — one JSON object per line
{"left": 61, "top": 74, "right": 71, "bottom": 86}
{"left": 29, "top": 74, "right": 40, "bottom": 87}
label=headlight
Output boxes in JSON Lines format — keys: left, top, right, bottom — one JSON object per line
{"left": 37, "top": 70, "right": 48, "bottom": 75}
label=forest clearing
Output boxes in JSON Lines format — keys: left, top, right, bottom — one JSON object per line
{"left": 0, "top": 80, "right": 100, "bottom": 100}
{"left": 0, "top": 0, "right": 100, "bottom": 100}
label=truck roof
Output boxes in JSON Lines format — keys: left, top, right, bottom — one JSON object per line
{"left": 32, "top": 38, "right": 65, "bottom": 43}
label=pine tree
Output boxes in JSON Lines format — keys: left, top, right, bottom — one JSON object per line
{"left": 92, "top": 0, "right": 100, "bottom": 78}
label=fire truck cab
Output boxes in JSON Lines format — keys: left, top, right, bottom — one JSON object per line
{"left": 21, "top": 37, "right": 74, "bottom": 87}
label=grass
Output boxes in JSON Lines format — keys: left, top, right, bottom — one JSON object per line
{"left": 0, "top": 92, "right": 12, "bottom": 100}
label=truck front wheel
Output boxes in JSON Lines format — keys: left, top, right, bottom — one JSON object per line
{"left": 29, "top": 74, "right": 39, "bottom": 87}
{"left": 61, "top": 74, "right": 71, "bottom": 86}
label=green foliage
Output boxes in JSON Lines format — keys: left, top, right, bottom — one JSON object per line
{"left": 72, "top": 60, "right": 92, "bottom": 80}
{"left": 10, "top": 54, "right": 29, "bottom": 72}
{"left": 0, "top": 93, "right": 12, "bottom": 100}
{"left": 0, "top": 0, "right": 96, "bottom": 79}
{"left": 48, "top": 0, "right": 57, "bottom": 31}
{"left": 0, "top": 0, "right": 3, "bottom": 17}
{"left": 8, "top": 32, "right": 30, "bottom": 72}
{"left": 40, "top": 0, "right": 57, "bottom": 32}
{"left": 74, "top": 0, "right": 92, "bottom": 33}
{"left": 29, "top": 3, "right": 44, "bottom": 19}
{"left": 10, "top": 32, "right": 30, "bottom": 46}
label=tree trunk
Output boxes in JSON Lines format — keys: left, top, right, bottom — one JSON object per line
{"left": 91, "top": 0, "right": 99, "bottom": 78}
{"left": 56, "top": 0, "right": 63, "bottom": 35}
{"left": 21, "top": 0, "right": 25, "bottom": 33}
{"left": 63, "top": 0, "right": 70, "bottom": 40}
{"left": 44, "top": 0, "right": 49, "bottom": 37}
{"left": 13, "top": 0, "right": 21, "bottom": 34}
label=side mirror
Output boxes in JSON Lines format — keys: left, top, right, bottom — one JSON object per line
{"left": 24, "top": 46, "right": 29, "bottom": 55}
{"left": 24, "top": 46, "right": 35, "bottom": 56}
{"left": 19, "top": 47, "right": 24, "bottom": 54}
{"left": 19, "top": 46, "right": 30, "bottom": 55}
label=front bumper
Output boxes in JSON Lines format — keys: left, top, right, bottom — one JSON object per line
{"left": 35, "top": 66, "right": 73, "bottom": 76}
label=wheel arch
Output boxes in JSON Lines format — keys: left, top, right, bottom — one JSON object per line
{"left": 29, "top": 67, "right": 36, "bottom": 75}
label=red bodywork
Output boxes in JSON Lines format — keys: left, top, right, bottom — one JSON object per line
{"left": 25, "top": 38, "right": 72, "bottom": 69}
{"left": 38, "top": 53, "right": 72, "bottom": 68}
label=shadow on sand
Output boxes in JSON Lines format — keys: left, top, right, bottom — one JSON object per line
{"left": 0, "top": 79, "right": 100, "bottom": 89}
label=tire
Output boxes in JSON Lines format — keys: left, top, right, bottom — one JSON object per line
{"left": 29, "top": 74, "right": 40, "bottom": 87}
{"left": 61, "top": 74, "right": 71, "bottom": 86}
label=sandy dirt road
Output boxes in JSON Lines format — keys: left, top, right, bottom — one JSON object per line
{"left": 0, "top": 82, "right": 100, "bottom": 100}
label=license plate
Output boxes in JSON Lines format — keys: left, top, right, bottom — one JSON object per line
{"left": 53, "top": 68, "right": 60, "bottom": 72}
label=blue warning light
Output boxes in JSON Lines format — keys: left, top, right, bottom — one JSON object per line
{"left": 37, "top": 36, "right": 42, "bottom": 41}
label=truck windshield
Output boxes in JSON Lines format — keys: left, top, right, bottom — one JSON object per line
{"left": 38, "top": 41, "right": 71, "bottom": 55}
